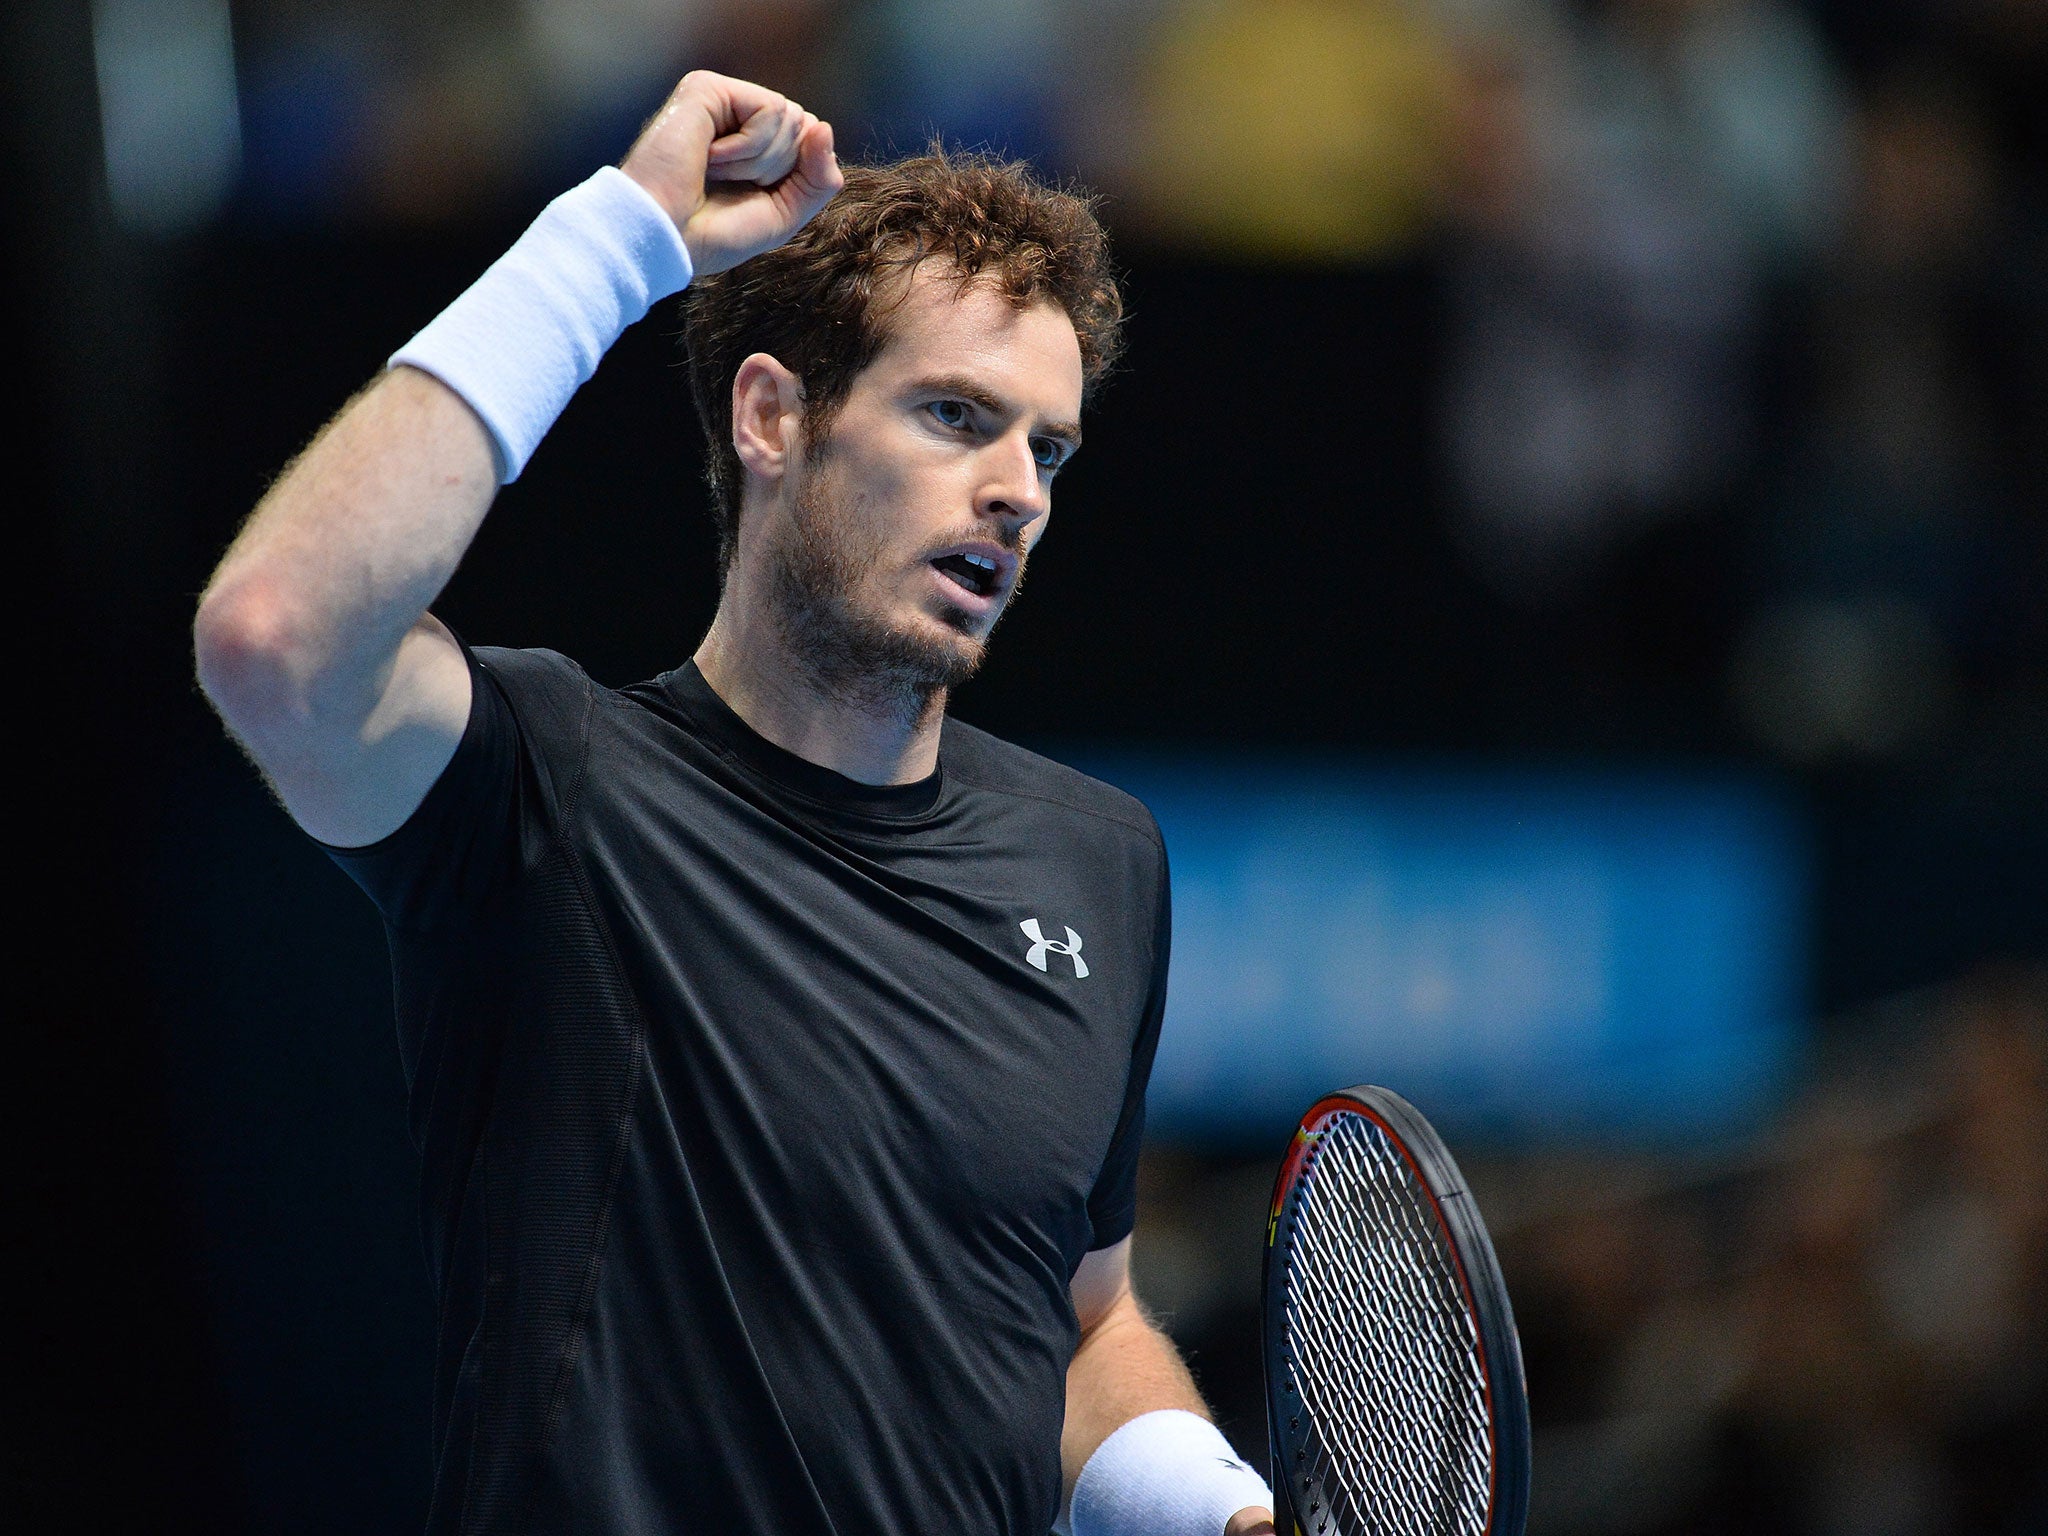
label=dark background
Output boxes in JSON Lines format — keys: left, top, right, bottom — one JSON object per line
{"left": 12, "top": 0, "right": 2045, "bottom": 1530}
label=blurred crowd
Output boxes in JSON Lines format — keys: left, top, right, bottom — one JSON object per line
{"left": 1136, "top": 963, "right": 2048, "bottom": 1536}
{"left": 1498, "top": 964, "right": 2047, "bottom": 1536}
{"left": 1413, "top": 0, "right": 2043, "bottom": 769}
{"left": 206, "top": 0, "right": 2045, "bottom": 771}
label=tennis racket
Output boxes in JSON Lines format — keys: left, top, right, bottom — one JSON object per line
{"left": 1261, "top": 1085, "right": 1531, "bottom": 1536}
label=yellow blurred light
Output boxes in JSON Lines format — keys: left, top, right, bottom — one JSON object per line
{"left": 1137, "top": 0, "right": 1455, "bottom": 261}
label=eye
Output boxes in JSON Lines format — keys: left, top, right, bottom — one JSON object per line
{"left": 1031, "top": 437, "right": 1066, "bottom": 471}
{"left": 929, "top": 399, "right": 971, "bottom": 430}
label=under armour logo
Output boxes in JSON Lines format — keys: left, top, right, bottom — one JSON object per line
{"left": 1019, "top": 918, "right": 1089, "bottom": 978}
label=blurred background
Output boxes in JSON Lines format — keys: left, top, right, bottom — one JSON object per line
{"left": 10, "top": 0, "right": 2044, "bottom": 1530}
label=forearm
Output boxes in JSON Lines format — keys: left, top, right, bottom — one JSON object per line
{"left": 196, "top": 364, "right": 495, "bottom": 728}
{"left": 1062, "top": 1276, "right": 1275, "bottom": 1536}
{"left": 1062, "top": 1300, "right": 1208, "bottom": 1497}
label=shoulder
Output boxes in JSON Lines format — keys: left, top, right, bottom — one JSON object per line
{"left": 472, "top": 643, "right": 594, "bottom": 698}
{"left": 469, "top": 644, "right": 602, "bottom": 732}
{"left": 939, "top": 718, "right": 1164, "bottom": 855}
{"left": 465, "top": 644, "right": 607, "bottom": 789}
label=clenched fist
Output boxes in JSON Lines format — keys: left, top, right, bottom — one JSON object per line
{"left": 621, "top": 71, "right": 843, "bottom": 277}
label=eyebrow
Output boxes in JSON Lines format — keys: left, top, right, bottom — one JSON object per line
{"left": 912, "top": 374, "right": 1083, "bottom": 449}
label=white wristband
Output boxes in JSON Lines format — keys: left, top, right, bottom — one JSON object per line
{"left": 1071, "top": 1410, "right": 1273, "bottom": 1536}
{"left": 389, "top": 165, "right": 693, "bottom": 483}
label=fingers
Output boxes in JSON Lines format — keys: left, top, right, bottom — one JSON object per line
{"left": 653, "top": 73, "right": 843, "bottom": 276}
{"left": 677, "top": 69, "right": 789, "bottom": 143}
{"left": 770, "top": 117, "right": 843, "bottom": 226}
{"left": 707, "top": 97, "right": 812, "bottom": 188}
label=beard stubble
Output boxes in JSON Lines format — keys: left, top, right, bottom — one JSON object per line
{"left": 766, "top": 467, "right": 1007, "bottom": 719}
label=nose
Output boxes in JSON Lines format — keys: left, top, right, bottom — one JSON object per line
{"left": 976, "top": 431, "right": 1049, "bottom": 532}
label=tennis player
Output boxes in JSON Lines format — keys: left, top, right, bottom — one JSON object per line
{"left": 194, "top": 71, "right": 1274, "bottom": 1536}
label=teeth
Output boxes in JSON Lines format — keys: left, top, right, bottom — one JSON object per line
{"left": 963, "top": 552, "right": 996, "bottom": 571}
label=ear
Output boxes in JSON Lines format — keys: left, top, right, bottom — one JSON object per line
{"left": 731, "top": 353, "right": 805, "bottom": 484}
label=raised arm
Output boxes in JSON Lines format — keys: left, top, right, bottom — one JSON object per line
{"left": 193, "top": 72, "right": 840, "bottom": 847}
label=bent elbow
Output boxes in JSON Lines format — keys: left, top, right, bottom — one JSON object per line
{"left": 193, "top": 581, "right": 316, "bottom": 738}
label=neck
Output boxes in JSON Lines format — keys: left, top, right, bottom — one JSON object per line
{"left": 693, "top": 600, "right": 946, "bottom": 787}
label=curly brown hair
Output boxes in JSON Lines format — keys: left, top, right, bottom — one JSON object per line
{"left": 679, "top": 146, "right": 1124, "bottom": 572}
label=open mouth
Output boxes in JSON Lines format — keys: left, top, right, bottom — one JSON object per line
{"left": 931, "top": 551, "right": 1001, "bottom": 601}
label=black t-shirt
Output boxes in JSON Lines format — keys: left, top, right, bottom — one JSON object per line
{"left": 325, "top": 643, "right": 1170, "bottom": 1536}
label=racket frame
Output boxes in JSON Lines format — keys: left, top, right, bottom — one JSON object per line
{"left": 1260, "top": 1085, "right": 1531, "bottom": 1536}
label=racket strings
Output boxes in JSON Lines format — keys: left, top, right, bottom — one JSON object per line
{"left": 1279, "top": 1114, "right": 1494, "bottom": 1536}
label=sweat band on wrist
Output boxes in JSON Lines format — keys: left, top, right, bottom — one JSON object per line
{"left": 389, "top": 165, "right": 693, "bottom": 483}
{"left": 1071, "top": 1410, "right": 1274, "bottom": 1536}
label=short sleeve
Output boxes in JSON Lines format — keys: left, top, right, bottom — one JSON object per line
{"left": 1083, "top": 848, "right": 1171, "bottom": 1250}
{"left": 322, "top": 638, "right": 592, "bottom": 932}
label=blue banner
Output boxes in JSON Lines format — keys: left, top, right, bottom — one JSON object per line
{"left": 1077, "top": 758, "right": 1808, "bottom": 1146}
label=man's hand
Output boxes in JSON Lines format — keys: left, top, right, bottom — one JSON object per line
{"left": 1225, "top": 1508, "right": 1278, "bottom": 1535}
{"left": 621, "top": 70, "right": 843, "bottom": 276}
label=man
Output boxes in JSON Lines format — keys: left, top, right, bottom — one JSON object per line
{"left": 194, "top": 71, "right": 1275, "bottom": 1536}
